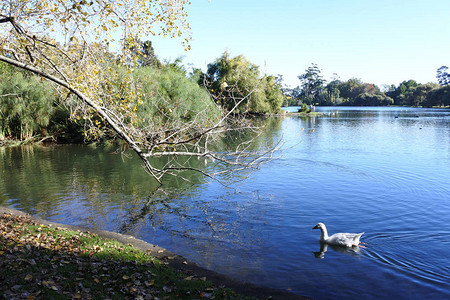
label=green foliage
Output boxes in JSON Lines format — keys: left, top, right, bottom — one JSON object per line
{"left": 297, "top": 63, "right": 326, "bottom": 104}
{"left": 203, "top": 52, "right": 283, "bottom": 114}
{"left": 351, "top": 93, "right": 393, "bottom": 106}
{"left": 0, "top": 71, "right": 57, "bottom": 140}
{"left": 164, "top": 57, "right": 188, "bottom": 75}
{"left": 324, "top": 79, "right": 341, "bottom": 105}
{"left": 337, "top": 79, "right": 378, "bottom": 101}
{"left": 291, "top": 65, "right": 393, "bottom": 107}
{"left": 400, "top": 83, "right": 436, "bottom": 106}
{"left": 0, "top": 63, "right": 84, "bottom": 143}
{"left": 298, "top": 103, "right": 310, "bottom": 113}
{"left": 436, "top": 66, "right": 450, "bottom": 86}
{"left": 247, "top": 75, "right": 285, "bottom": 114}
{"left": 133, "top": 66, "right": 221, "bottom": 129}
{"left": 385, "top": 80, "right": 419, "bottom": 105}
{"left": 385, "top": 81, "right": 446, "bottom": 107}
{"left": 425, "top": 85, "right": 450, "bottom": 107}
{"left": 125, "top": 38, "right": 162, "bottom": 68}
{"left": 0, "top": 59, "right": 220, "bottom": 143}
{"left": 139, "top": 40, "right": 162, "bottom": 68}
{"left": 263, "top": 75, "right": 285, "bottom": 113}
{"left": 290, "top": 74, "right": 390, "bottom": 107}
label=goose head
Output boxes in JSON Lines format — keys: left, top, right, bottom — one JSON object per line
{"left": 312, "top": 222, "right": 326, "bottom": 230}
{"left": 312, "top": 222, "right": 329, "bottom": 241}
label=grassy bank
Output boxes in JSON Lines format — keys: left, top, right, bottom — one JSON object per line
{"left": 0, "top": 213, "right": 251, "bottom": 300}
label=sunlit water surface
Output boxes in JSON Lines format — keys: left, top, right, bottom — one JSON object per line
{"left": 1, "top": 107, "right": 449, "bottom": 299}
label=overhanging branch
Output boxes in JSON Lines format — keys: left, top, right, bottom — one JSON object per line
{"left": 0, "top": 17, "right": 13, "bottom": 24}
{"left": 0, "top": 54, "right": 140, "bottom": 153}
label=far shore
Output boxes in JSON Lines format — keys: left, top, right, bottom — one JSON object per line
{"left": 270, "top": 111, "right": 323, "bottom": 117}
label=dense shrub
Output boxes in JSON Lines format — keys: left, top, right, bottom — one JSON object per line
{"left": 0, "top": 72, "right": 57, "bottom": 140}
{"left": 424, "top": 85, "right": 450, "bottom": 107}
{"left": 133, "top": 66, "right": 221, "bottom": 129}
{"left": 202, "top": 52, "right": 284, "bottom": 114}
{"left": 352, "top": 93, "right": 394, "bottom": 106}
{"left": 1, "top": 62, "right": 221, "bottom": 143}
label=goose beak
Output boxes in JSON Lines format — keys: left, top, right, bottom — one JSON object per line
{"left": 312, "top": 224, "right": 319, "bottom": 230}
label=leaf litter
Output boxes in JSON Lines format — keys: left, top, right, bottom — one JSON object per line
{"left": 0, "top": 213, "right": 252, "bottom": 299}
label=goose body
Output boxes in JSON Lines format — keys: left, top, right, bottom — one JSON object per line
{"left": 313, "top": 222, "right": 364, "bottom": 247}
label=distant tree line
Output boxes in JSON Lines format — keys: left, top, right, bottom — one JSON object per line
{"left": 282, "top": 64, "right": 450, "bottom": 108}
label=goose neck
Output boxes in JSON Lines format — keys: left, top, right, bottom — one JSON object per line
{"left": 320, "top": 226, "right": 329, "bottom": 241}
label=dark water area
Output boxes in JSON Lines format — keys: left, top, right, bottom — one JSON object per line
{"left": 1, "top": 107, "right": 449, "bottom": 299}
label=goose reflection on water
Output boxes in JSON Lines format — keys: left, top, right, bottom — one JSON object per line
{"left": 313, "top": 242, "right": 363, "bottom": 259}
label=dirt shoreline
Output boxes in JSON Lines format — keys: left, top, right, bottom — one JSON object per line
{"left": 0, "top": 206, "right": 308, "bottom": 300}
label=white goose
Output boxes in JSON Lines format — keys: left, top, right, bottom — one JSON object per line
{"left": 313, "top": 222, "right": 364, "bottom": 247}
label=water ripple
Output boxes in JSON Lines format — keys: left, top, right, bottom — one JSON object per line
{"left": 363, "top": 231, "right": 450, "bottom": 287}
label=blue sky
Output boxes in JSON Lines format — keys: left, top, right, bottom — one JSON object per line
{"left": 150, "top": 0, "right": 450, "bottom": 89}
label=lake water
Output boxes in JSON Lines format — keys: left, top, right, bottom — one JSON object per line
{"left": 1, "top": 106, "right": 449, "bottom": 299}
